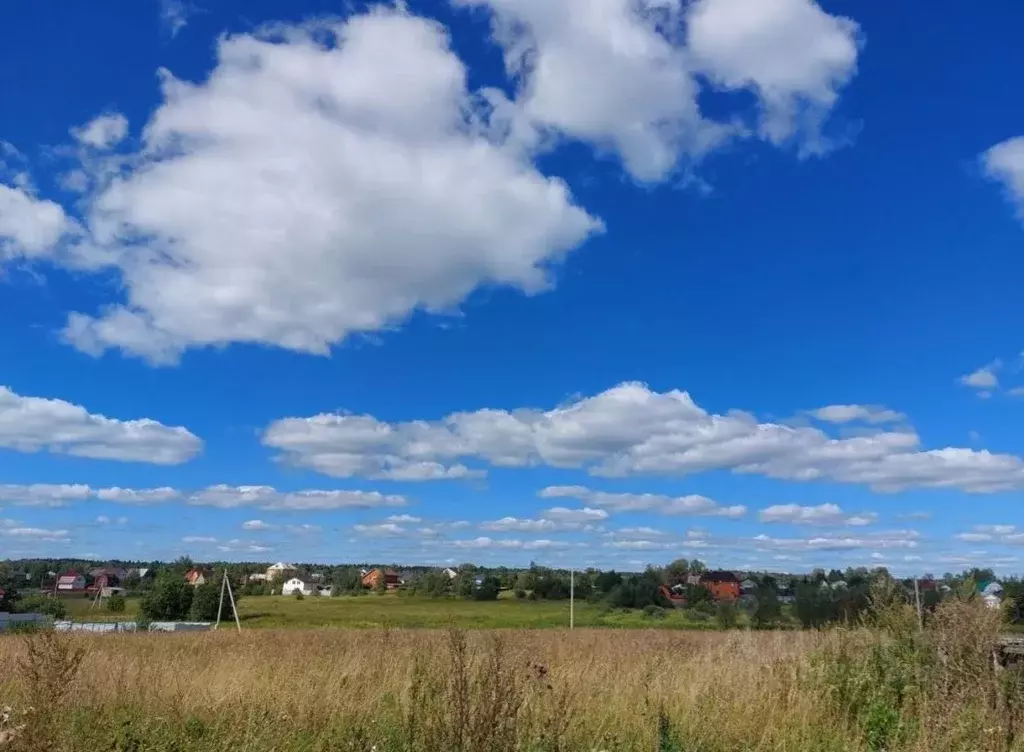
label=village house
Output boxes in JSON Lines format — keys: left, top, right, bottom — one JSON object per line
{"left": 184, "top": 569, "right": 212, "bottom": 586}
{"left": 56, "top": 571, "right": 86, "bottom": 592}
{"left": 281, "top": 577, "right": 318, "bottom": 596}
{"left": 700, "top": 571, "right": 741, "bottom": 601}
{"left": 265, "top": 562, "right": 297, "bottom": 581}
{"left": 361, "top": 568, "right": 400, "bottom": 590}
{"left": 442, "top": 567, "right": 459, "bottom": 580}
{"left": 88, "top": 567, "right": 125, "bottom": 591}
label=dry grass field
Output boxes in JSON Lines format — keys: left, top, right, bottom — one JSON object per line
{"left": 1, "top": 591, "right": 1022, "bottom": 751}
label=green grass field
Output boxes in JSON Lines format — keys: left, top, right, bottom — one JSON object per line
{"left": 61, "top": 592, "right": 720, "bottom": 629}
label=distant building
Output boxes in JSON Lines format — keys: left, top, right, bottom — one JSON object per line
{"left": 281, "top": 577, "right": 317, "bottom": 596}
{"left": 361, "top": 568, "right": 399, "bottom": 590}
{"left": 442, "top": 568, "right": 459, "bottom": 580}
{"left": 700, "top": 571, "right": 741, "bottom": 602}
{"left": 184, "top": 569, "right": 212, "bottom": 587}
{"left": 56, "top": 572, "right": 86, "bottom": 592}
{"left": 266, "top": 563, "right": 297, "bottom": 581}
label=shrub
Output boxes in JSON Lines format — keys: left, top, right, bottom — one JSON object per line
{"left": 294, "top": 591, "right": 305, "bottom": 601}
{"left": 527, "top": 591, "right": 538, "bottom": 601}
{"left": 140, "top": 577, "right": 194, "bottom": 621}
{"left": 715, "top": 600, "right": 738, "bottom": 629}
{"left": 190, "top": 582, "right": 241, "bottom": 621}
{"left": 643, "top": 604, "right": 666, "bottom": 619}
{"left": 514, "top": 588, "right": 526, "bottom": 600}
{"left": 16, "top": 594, "right": 67, "bottom": 620}
{"left": 106, "top": 594, "right": 126, "bottom": 613}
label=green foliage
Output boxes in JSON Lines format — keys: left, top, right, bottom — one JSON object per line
{"left": 683, "top": 584, "right": 713, "bottom": 607}
{"left": 714, "top": 600, "right": 738, "bottom": 629}
{"left": 16, "top": 594, "right": 67, "bottom": 619}
{"left": 412, "top": 570, "right": 453, "bottom": 598}
{"left": 594, "top": 569, "right": 623, "bottom": 594}
{"left": 331, "top": 567, "right": 364, "bottom": 594}
{"left": 295, "top": 590, "right": 305, "bottom": 600}
{"left": 106, "top": 594, "right": 127, "bottom": 613}
{"left": 140, "top": 576, "right": 194, "bottom": 621}
{"left": 188, "top": 581, "right": 241, "bottom": 621}
{"left": 642, "top": 604, "right": 666, "bottom": 619}
{"left": 752, "top": 586, "right": 781, "bottom": 628}
{"left": 514, "top": 588, "right": 526, "bottom": 600}
{"left": 374, "top": 571, "right": 388, "bottom": 595}
{"left": 607, "top": 571, "right": 666, "bottom": 610}
{"left": 472, "top": 576, "right": 501, "bottom": 602}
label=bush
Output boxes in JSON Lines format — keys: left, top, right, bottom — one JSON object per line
{"left": 514, "top": 588, "right": 526, "bottom": 600}
{"left": 715, "top": 600, "right": 738, "bottom": 629}
{"left": 294, "top": 591, "right": 305, "bottom": 600}
{"left": 16, "top": 594, "right": 67, "bottom": 620}
{"left": 106, "top": 594, "right": 126, "bottom": 613}
{"left": 140, "top": 577, "right": 194, "bottom": 621}
{"left": 643, "top": 604, "right": 666, "bottom": 619}
{"left": 527, "top": 591, "right": 538, "bottom": 601}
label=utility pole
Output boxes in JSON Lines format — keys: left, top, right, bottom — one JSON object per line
{"left": 570, "top": 569, "right": 575, "bottom": 630}
{"left": 215, "top": 570, "right": 242, "bottom": 632}
{"left": 913, "top": 576, "right": 923, "bottom": 629}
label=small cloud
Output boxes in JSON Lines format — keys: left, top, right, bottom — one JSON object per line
{"left": 386, "top": 514, "right": 422, "bottom": 524}
{"left": 242, "top": 520, "right": 277, "bottom": 531}
{"left": 898, "top": 512, "right": 931, "bottom": 521}
{"left": 1008, "top": 387, "right": 1024, "bottom": 397}
{"left": 809, "top": 404, "right": 905, "bottom": 425}
{"left": 968, "top": 430, "right": 981, "bottom": 443}
{"left": 959, "top": 360, "right": 1001, "bottom": 391}
{"left": 182, "top": 535, "right": 217, "bottom": 544}
{"left": 159, "top": 0, "right": 193, "bottom": 37}
{"left": 71, "top": 113, "right": 129, "bottom": 150}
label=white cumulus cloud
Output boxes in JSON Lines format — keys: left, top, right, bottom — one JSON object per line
{"left": 61, "top": 9, "right": 601, "bottom": 364}
{"left": 71, "top": 114, "right": 129, "bottom": 150}
{"left": 188, "top": 485, "right": 406, "bottom": 511}
{"left": 809, "top": 404, "right": 904, "bottom": 425}
{"left": 0, "top": 386, "right": 202, "bottom": 464}
{"left": 759, "top": 503, "right": 877, "bottom": 527}
{"left": 456, "top": 0, "right": 860, "bottom": 180}
{"left": 540, "top": 485, "right": 746, "bottom": 517}
{"left": 265, "top": 382, "right": 1024, "bottom": 493}
{"left": 982, "top": 137, "right": 1024, "bottom": 219}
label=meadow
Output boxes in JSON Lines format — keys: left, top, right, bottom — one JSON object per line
{"left": 2, "top": 588, "right": 1022, "bottom": 752}
{"left": 61, "top": 592, "right": 723, "bottom": 629}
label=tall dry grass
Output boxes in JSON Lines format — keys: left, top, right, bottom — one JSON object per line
{"left": 0, "top": 595, "right": 1022, "bottom": 751}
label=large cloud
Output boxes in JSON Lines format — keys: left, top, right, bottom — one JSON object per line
{"left": 60, "top": 8, "right": 601, "bottom": 364}
{"left": 686, "top": 0, "right": 860, "bottom": 152}
{"left": 264, "top": 382, "right": 1024, "bottom": 492}
{"left": 455, "top": 0, "right": 860, "bottom": 180}
{"left": 0, "top": 386, "right": 201, "bottom": 464}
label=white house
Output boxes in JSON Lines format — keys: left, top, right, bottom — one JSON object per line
{"left": 442, "top": 567, "right": 458, "bottom": 580}
{"left": 281, "top": 577, "right": 317, "bottom": 596}
{"left": 266, "top": 562, "right": 297, "bottom": 581}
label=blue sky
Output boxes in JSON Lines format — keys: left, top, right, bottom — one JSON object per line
{"left": 2, "top": 0, "right": 1024, "bottom": 575}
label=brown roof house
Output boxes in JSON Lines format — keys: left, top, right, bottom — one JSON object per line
{"left": 361, "top": 568, "right": 399, "bottom": 590}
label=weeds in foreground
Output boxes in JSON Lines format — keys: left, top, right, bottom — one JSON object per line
{"left": 1, "top": 595, "right": 1023, "bottom": 751}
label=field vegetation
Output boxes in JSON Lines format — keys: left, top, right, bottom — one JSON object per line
{"left": 2, "top": 583, "right": 1024, "bottom": 752}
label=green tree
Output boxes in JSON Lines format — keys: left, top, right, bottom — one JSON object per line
{"left": 752, "top": 585, "right": 781, "bottom": 628}
{"left": 665, "top": 559, "right": 691, "bottom": 586}
{"left": 140, "top": 577, "right": 194, "bottom": 621}
{"left": 374, "top": 571, "right": 388, "bottom": 595}
{"left": 17, "top": 594, "right": 67, "bottom": 619}
{"left": 106, "top": 594, "right": 126, "bottom": 614}
{"left": 413, "top": 570, "right": 452, "bottom": 598}
{"left": 331, "top": 567, "right": 363, "bottom": 594}
{"left": 715, "top": 600, "right": 738, "bottom": 629}
{"left": 594, "top": 570, "right": 623, "bottom": 594}
{"left": 472, "top": 575, "right": 501, "bottom": 601}
{"left": 0, "top": 568, "right": 20, "bottom": 612}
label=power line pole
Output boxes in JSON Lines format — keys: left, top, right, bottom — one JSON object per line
{"left": 215, "top": 570, "right": 242, "bottom": 632}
